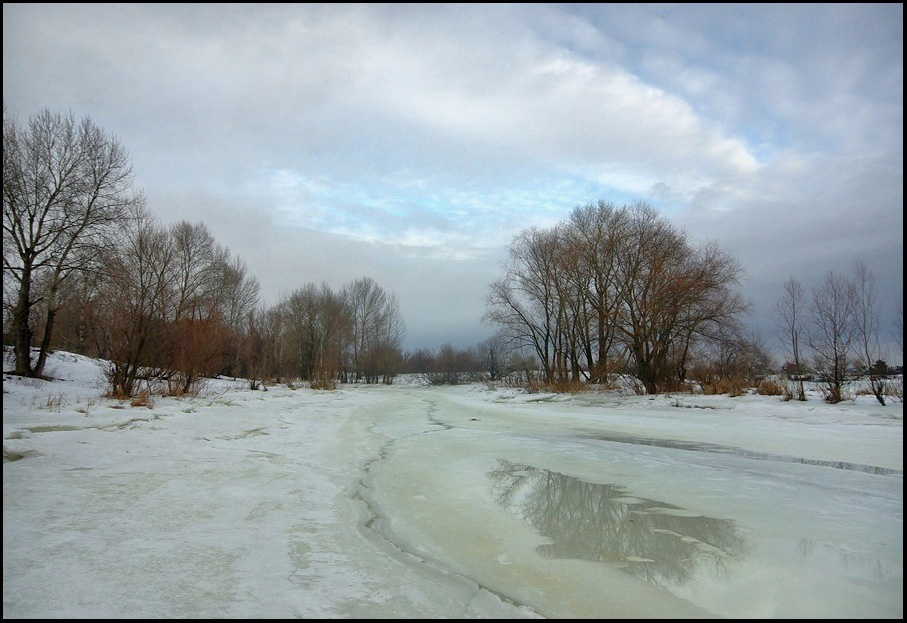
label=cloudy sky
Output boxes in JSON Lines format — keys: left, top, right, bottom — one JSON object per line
{"left": 3, "top": 4, "right": 903, "bottom": 354}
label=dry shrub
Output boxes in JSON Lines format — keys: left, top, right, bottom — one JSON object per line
{"left": 546, "top": 379, "right": 592, "bottom": 394}
{"left": 130, "top": 390, "right": 154, "bottom": 408}
{"left": 41, "top": 393, "right": 65, "bottom": 412}
{"left": 75, "top": 398, "right": 96, "bottom": 415}
{"left": 164, "top": 381, "right": 192, "bottom": 398}
{"left": 883, "top": 380, "right": 902, "bottom": 402}
{"left": 781, "top": 383, "right": 795, "bottom": 401}
{"left": 104, "top": 385, "right": 128, "bottom": 400}
{"left": 820, "top": 385, "right": 857, "bottom": 404}
{"left": 524, "top": 377, "right": 545, "bottom": 394}
{"left": 309, "top": 378, "right": 337, "bottom": 390}
{"left": 700, "top": 376, "right": 747, "bottom": 397}
{"left": 821, "top": 385, "right": 843, "bottom": 404}
{"left": 756, "top": 378, "right": 785, "bottom": 396}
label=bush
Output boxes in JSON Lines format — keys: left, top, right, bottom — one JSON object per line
{"left": 883, "top": 379, "right": 903, "bottom": 402}
{"left": 700, "top": 376, "right": 747, "bottom": 397}
{"left": 756, "top": 378, "right": 785, "bottom": 396}
{"left": 130, "top": 390, "right": 154, "bottom": 408}
{"left": 165, "top": 374, "right": 206, "bottom": 397}
{"left": 309, "top": 378, "right": 337, "bottom": 390}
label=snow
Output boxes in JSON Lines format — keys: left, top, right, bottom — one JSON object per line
{"left": 3, "top": 350, "right": 903, "bottom": 618}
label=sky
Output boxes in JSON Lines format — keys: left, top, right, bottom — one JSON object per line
{"left": 3, "top": 4, "right": 903, "bottom": 355}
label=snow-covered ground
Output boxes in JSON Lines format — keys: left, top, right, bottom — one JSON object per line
{"left": 3, "top": 350, "right": 903, "bottom": 618}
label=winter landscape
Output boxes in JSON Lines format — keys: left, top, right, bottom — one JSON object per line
{"left": 3, "top": 349, "right": 902, "bottom": 618}
{"left": 4, "top": 4, "right": 903, "bottom": 619}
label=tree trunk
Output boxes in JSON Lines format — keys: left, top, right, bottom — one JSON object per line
{"left": 637, "top": 357, "right": 658, "bottom": 395}
{"left": 33, "top": 307, "right": 57, "bottom": 378}
{"left": 33, "top": 277, "right": 62, "bottom": 377}
{"left": 12, "top": 267, "right": 34, "bottom": 376}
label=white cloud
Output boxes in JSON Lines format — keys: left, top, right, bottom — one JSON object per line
{"left": 3, "top": 3, "right": 901, "bottom": 350}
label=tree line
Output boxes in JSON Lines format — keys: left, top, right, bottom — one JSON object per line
{"left": 775, "top": 264, "right": 898, "bottom": 405}
{"left": 482, "top": 198, "right": 900, "bottom": 403}
{"left": 3, "top": 107, "right": 404, "bottom": 396}
{"left": 5, "top": 107, "right": 900, "bottom": 402}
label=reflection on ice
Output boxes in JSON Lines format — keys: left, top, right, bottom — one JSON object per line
{"left": 489, "top": 460, "right": 746, "bottom": 589}
{"left": 798, "top": 537, "right": 897, "bottom": 583}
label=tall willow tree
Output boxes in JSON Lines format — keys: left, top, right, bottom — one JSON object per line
{"left": 486, "top": 201, "right": 747, "bottom": 393}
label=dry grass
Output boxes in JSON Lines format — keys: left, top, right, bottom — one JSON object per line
{"left": 309, "top": 378, "right": 337, "bottom": 390}
{"left": 41, "top": 393, "right": 65, "bottom": 412}
{"left": 883, "top": 380, "right": 903, "bottom": 402}
{"left": 699, "top": 376, "right": 747, "bottom": 397}
{"left": 75, "top": 398, "right": 96, "bottom": 415}
{"left": 130, "top": 390, "right": 154, "bottom": 408}
{"left": 756, "top": 378, "right": 786, "bottom": 396}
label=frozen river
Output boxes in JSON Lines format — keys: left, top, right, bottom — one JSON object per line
{"left": 360, "top": 387, "right": 902, "bottom": 618}
{"left": 3, "top": 356, "right": 903, "bottom": 618}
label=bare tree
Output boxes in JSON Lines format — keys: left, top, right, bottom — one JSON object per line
{"left": 774, "top": 277, "right": 808, "bottom": 400}
{"left": 218, "top": 255, "right": 260, "bottom": 334}
{"left": 169, "top": 221, "right": 218, "bottom": 322}
{"left": 217, "top": 254, "right": 260, "bottom": 377}
{"left": 550, "top": 226, "right": 590, "bottom": 383}
{"left": 852, "top": 262, "right": 886, "bottom": 405}
{"left": 280, "top": 283, "right": 349, "bottom": 384}
{"left": 425, "top": 343, "right": 480, "bottom": 385}
{"left": 341, "top": 277, "right": 404, "bottom": 383}
{"left": 402, "top": 348, "right": 433, "bottom": 374}
{"left": 96, "top": 206, "right": 175, "bottom": 397}
{"left": 567, "top": 201, "right": 624, "bottom": 381}
{"left": 485, "top": 201, "right": 746, "bottom": 394}
{"left": 240, "top": 305, "right": 282, "bottom": 390}
{"left": 477, "top": 332, "right": 510, "bottom": 382}
{"left": 485, "top": 228, "right": 564, "bottom": 384}
{"left": 809, "top": 271, "right": 857, "bottom": 403}
{"left": 373, "top": 292, "right": 405, "bottom": 384}
{"left": 613, "top": 204, "right": 746, "bottom": 393}
{"left": 343, "top": 277, "right": 386, "bottom": 382}
{"left": 3, "top": 106, "right": 137, "bottom": 377}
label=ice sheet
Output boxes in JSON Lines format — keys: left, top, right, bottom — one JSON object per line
{"left": 3, "top": 352, "right": 903, "bottom": 617}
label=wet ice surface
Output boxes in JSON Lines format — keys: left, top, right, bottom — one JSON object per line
{"left": 487, "top": 458, "right": 900, "bottom": 617}
{"left": 3, "top": 353, "right": 903, "bottom": 618}
{"left": 364, "top": 387, "right": 902, "bottom": 618}
{"left": 488, "top": 460, "right": 746, "bottom": 588}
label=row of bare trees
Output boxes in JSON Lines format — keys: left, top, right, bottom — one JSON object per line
{"left": 402, "top": 336, "right": 524, "bottom": 385}
{"left": 485, "top": 201, "right": 749, "bottom": 393}
{"left": 235, "top": 278, "right": 404, "bottom": 391}
{"left": 4, "top": 106, "right": 405, "bottom": 396}
{"left": 775, "top": 264, "right": 897, "bottom": 404}
{"left": 243, "top": 277, "right": 404, "bottom": 389}
{"left": 92, "top": 209, "right": 261, "bottom": 396}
